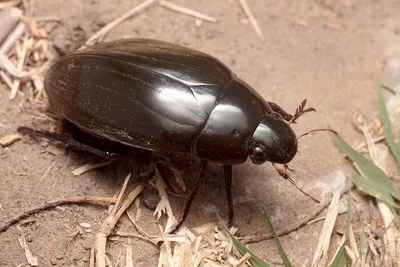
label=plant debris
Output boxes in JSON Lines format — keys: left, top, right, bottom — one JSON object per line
{"left": 0, "top": 132, "right": 22, "bottom": 146}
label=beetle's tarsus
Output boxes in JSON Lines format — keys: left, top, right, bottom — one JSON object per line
{"left": 268, "top": 100, "right": 316, "bottom": 123}
{"left": 289, "top": 99, "right": 317, "bottom": 124}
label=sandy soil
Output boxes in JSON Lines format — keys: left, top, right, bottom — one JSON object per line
{"left": 1, "top": 0, "right": 400, "bottom": 266}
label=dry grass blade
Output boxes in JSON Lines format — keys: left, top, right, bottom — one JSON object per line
{"left": 72, "top": 161, "right": 113, "bottom": 176}
{"left": 111, "top": 173, "right": 131, "bottom": 216}
{"left": 153, "top": 166, "right": 176, "bottom": 231}
{"left": 94, "top": 178, "right": 144, "bottom": 267}
{"left": 0, "top": 70, "right": 13, "bottom": 89}
{"left": 114, "top": 231, "right": 160, "bottom": 247}
{"left": 17, "top": 225, "right": 38, "bottom": 266}
{"left": 328, "top": 192, "right": 352, "bottom": 267}
{"left": 159, "top": 0, "right": 217, "bottom": 22}
{"left": 238, "top": 0, "right": 263, "bottom": 36}
{"left": 90, "top": 244, "right": 95, "bottom": 267}
{"left": 39, "top": 160, "right": 56, "bottom": 181}
{"left": 9, "top": 36, "right": 29, "bottom": 99}
{"left": 126, "top": 245, "right": 134, "bottom": 267}
{"left": 0, "top": 7, "right": 22, "bottom": 44}
{"left": 84, "top": 0, "right": 156, "bottom": 47}
{"left": 0, "top": 0, "right": 22, "bottom": 9}
{"left": 0, "top": 21, "right": 25, "bottom": 54}
{"left": 0, "top": 133, "right": 22, "bottom": 146}
{"left": 0, "top": 53, "right": 37, "bottom": 80}
{"left": 311, "top": 189, "right": 341, "bottom": 267}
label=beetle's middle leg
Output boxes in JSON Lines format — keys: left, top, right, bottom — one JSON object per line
{"left": 224, "top": 164, "right": 234, "bottom": 228}
{"left": 167, "top": 159, "right": 208, "bottom": 234}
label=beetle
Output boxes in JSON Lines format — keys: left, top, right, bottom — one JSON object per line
{"left": 18, "top": 38, "right": 336, "bottom": 233}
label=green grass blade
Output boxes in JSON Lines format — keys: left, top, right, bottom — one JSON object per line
{"left": 334, "top": 132, "right": 400, "bottom": 205}
{"left": 359, "top": 215, "right": 367, "bottom": 262}
{"left": 377, "top": 83, "right": 400, "bottom": 170}
{"left": 345, "top": 190, "right": 352, "bottom": 240}
{"left": 226, "top": 230, "right": 270, "bottom": 267}
{"left": 351, "top": 173, "right": 400, "bottom": 209}
{"left": 264, "top": 210, "right": 293, "bottom": 267}
{"left": 398, "top": 128, "right": 400, "bottom": 151}
{"left": 329, "top": 244, "right": 347, "bottom": 267}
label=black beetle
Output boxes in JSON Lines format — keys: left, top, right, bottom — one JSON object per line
{"left": 19, "top": 38, "right": 336, "bottom": 233}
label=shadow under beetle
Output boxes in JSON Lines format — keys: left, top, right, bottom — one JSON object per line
{"left": 18, "top": 38, "right": 337, "bottom": 233}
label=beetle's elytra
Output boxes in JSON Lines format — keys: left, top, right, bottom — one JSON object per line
{"left": 22, "top": 38, "right": 336, "bottom": 233}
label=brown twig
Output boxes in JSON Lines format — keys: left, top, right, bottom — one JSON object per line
{"left": 0, "top": 196, "right": 118, "bottom": 233}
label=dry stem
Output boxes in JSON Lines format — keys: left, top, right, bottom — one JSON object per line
{"left": 94, "top": 182, "right": 144, "bottom": 267}
{"left": 0, "top": 0, "right": 22, "bottom": 9}
{"left": 311, "top": 189, "right": 342, "bottom": 267}
{"left": 83, "top": 0, "right": 156, "bottom": 47}
{"left": 159, "top": 0, "right": 217, "bottom": 22}
{"left": 238, "top": 0, "right": 263, "bottom": 36}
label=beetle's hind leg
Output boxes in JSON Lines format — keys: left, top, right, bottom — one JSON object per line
{"left": 167, "top": 159, "right": 208, "bottom": 234}
{"left": 17, "top": 126, "right": 119, "bottom": 159}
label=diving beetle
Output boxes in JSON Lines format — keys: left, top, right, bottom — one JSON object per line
{"left": 19, "top": 38, "right": 336, "bottom": 233}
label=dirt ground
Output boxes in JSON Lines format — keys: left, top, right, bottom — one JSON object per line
{"left": 1, "top": 0, "right": 400, "bottom": 266}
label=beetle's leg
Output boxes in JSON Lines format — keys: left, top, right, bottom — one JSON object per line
{"left": 17, "top": 126, "right": 119, "bottom": 159}
{"left": 167, "top": 159, "right": 208, "bottom": 234}
{"left": 268, "top": 101, "right": 316, "bottom": 122}
{"left": 224, "top": 164, "right": 234, "bottom": 228}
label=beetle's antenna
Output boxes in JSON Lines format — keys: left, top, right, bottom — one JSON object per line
{"left": 297, "top": 128, "right": 338, "bottom": 140}
{"left": 289, "top": 99, "right": 316, "bottom": 124}
{"left": 272, "top": 163, "right": 320, "bottom": 204}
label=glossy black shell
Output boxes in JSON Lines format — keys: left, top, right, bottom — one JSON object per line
{"left": 44, "top": 38, "right": 274, "bottom": 165}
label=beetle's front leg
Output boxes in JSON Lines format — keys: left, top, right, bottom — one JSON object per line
{"left": 268, "top": 101, "right": 316, "bottom": 123}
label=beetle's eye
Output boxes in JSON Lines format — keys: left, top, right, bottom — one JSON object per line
{"left": 252, "top": 147, "right": 267, "bottom": 165}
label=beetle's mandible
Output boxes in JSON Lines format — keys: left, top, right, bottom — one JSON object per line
{"left": 19, "top": 38, "right": 337, "bottom": 233}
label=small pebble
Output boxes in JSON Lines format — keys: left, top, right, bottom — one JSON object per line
{"left": 79, "top": 222, "right": 91, "bottom": 228}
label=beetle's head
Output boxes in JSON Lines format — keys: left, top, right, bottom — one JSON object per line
{"left": 247, "top": 99, "right": 338, "bottom": 204}
{"left": 248, "top": 112, "right": 297, "bottom": 165}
